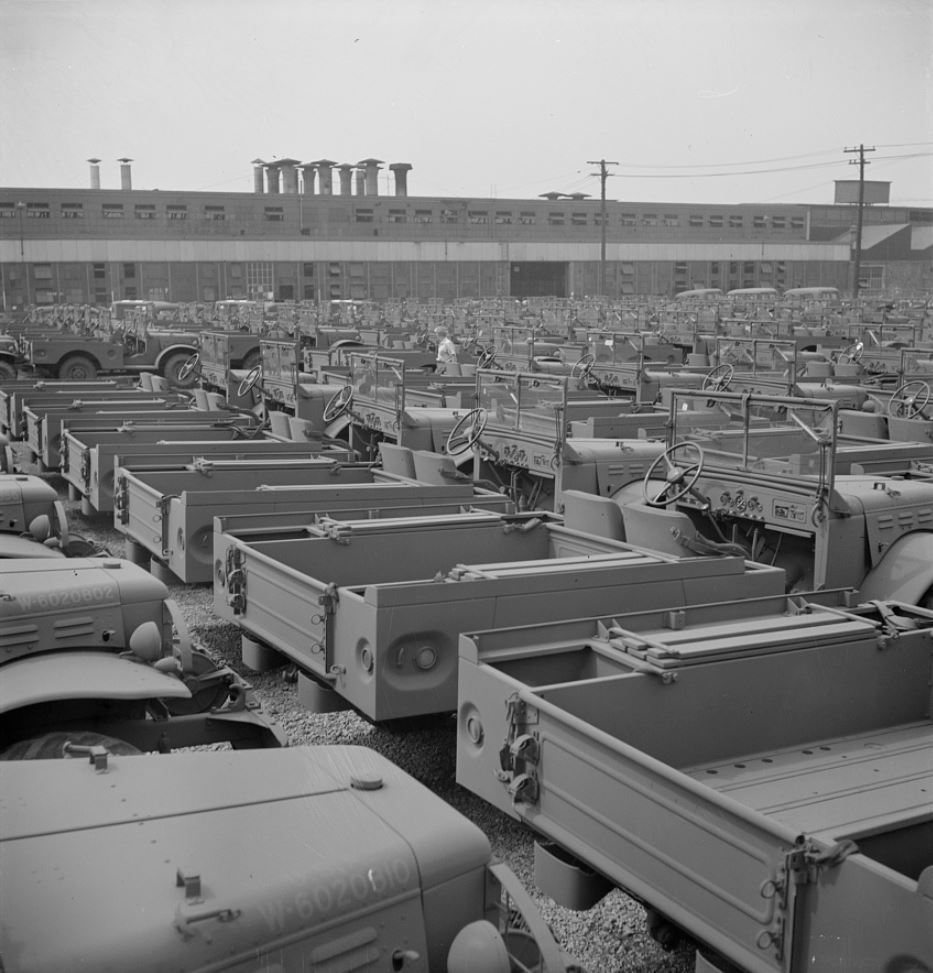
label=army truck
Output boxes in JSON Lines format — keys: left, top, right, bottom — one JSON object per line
{"left": 1, "top": 745, "right": 578, "bottom": 973}
{"left": 611, "top": 389, "right": 933, "bottom": 605}
{"left": 456, "top": 595, "right": 932, "bottom": 973}
{"left": 446, "top": 369, "right": 670, "bottom": 510}
{"left": 0, "top": 557, "right": 282, "bottom": 756}
{"left": 24, "top": 320, "right": 201, "bottom": 386}
{"left": 214, "top": 503, "right": 785, "bottom": 721}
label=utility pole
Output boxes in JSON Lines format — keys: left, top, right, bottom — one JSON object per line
{"left": 844, "top": 144, "right": 875, "bottom": 300}
{"left": 587, "top": 159, "right": 618, "bottom": 296}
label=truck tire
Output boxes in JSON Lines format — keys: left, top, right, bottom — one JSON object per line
{"left": 161, "top": 350, "right": 198, "bottom": 389}
{"left": 0, "top": 730, "right": 141, "bottom": 760}
{"left": 0, "top": 359, "right": 16, "bottom": 382}
{"left": 57, "top": 353, "right": 98, "bottom": 381}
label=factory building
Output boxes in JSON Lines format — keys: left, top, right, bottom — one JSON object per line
{"left": 0, "top": 158, "right": 930, "bottom": 308}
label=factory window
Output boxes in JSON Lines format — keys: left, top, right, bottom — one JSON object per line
{"left": 710, "top": 262, "right": 721, "bottom": 274}
{"left": 753, "top": 215, "right": 770, "bottom": 229}
{"left": 688, "top": 214, "right": 703, "bottom": 228}
{"left": 33, "top": 264, "right": 52, "bottom": 280}
{"left": 674, "top": 262, "right": 688, "bottom": 275}
{"left": 135, "top": 205, "right": 156, "bottom": 220}
{"left": 495, "top": 211, "right": 513, "bottom": 224}
{"left": 620, "top": 282, "right": 635, "bottom": 295}
{"left": 167, "top": 205, "right": 188, "bottom": 221}
{"left": 35, "top": 288, "right": 55, "bottom": 304}
{"left": 790, "top": 216, "right": 805, "bottom": 230}
{"left": 93, "top": 264, "right": 106, "bottom": 279}
{"left": 0, "top": 204, "right": 14, "bottom": 218}
{"left": 229, "top": 263, "right": 243, "bottom": 278}
{"left": 743, "top": 262, "right": 756, "bottom": 274}
{"left": 909, "top": 210, "right": 933, "bottom": 223}
{"left": 620, "top": 213, "right": 637, "bottom": 227}
{"left": 547, "top": 212, "right": 565, "bottom": 226}
{"left": 264, "top": 207, "right": 285, "bottom": 222}
{"left": 642, "top": 213, "right": 658, "bottom": 226}
{"left": 571, "top": 212, "right": 587, "bottom": 226}
{"left": 61, "top": 203, "right": 84, "bottom": 219}
{"left": 771, "top": 216, "right": 786, "bottom": 230}
{"left": 302, "top": 263, "right": 315, "bottom": 277}
{"left": 204, "top": 205, "right": 225, "bottom": 221}
{"left": 303, "top": 284, "right": 316, "bottom": 300}
{"left": 760, "top": 262, "right": 773, "bottom": 274}
{"left": 387, "top": 209, "right": 407, "bottom": 223}
{"left": 440, "top": 208, "right": 459, "bottom": 224}
{"left": 123, "top": 263, "right": 136, "bottom": 279}
{"left": 663, "top": 214, "right": 680, "bottom": 227}
{"left": 859, "top": 265, "right": 884, "bottom": 291}
{"left": 328, "top": 263, "right": 342, "bottom": 277}
{"left": 355, "top": 208, "right": 374, "bottom": 223}
{"left": 27, "top": 203, "right": 50, "bottom": 218}
{"left": 413, "top": 209, "right": 433, "bottom": 223}
{"left": 708, "top": 215, "right": 724, "bottom": 228}
{"left": 519, "top": 211, "right": 536, "bottom": 225}
{"left": 728, "top": 214, "right": 744, "bottom": 228}
{"left": 468, "top": 210, "right": 488, "bottom": 224}
{"left": 620, "top": 262, "right": 635, "bottom": 276}
{"left": 103, "top": 204, "right": 124, "bottom": 219}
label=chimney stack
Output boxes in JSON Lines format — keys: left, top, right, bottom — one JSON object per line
{"left": 301, "top": 162, "right": 317, "bottom": 195}
{"left": 316, "top": 160, "right": 336, "bottom": 195}
{"left": 354, "top": 168, "right": 365, "bottom": 196}
{"left": 88, "top": 158, "right": 102, "bottom": 190}
{"left": 265, "top": 162, "right": 282, "bottom": 194}
{"left": 358, "top": 158, "right": 384, "bottom": 196}
{"left": 337, "top": 164, "right": 354, "bottom": 196}
{"left": 118, "top": 158, "right": 133, "bottom": 190}
{"left": 279, "top": 159, "right": 300, "bottom": 194}
{"left": 251, "top": 158, "right": 266, "bottom": 194}
{"left": 389, "top": 162, "right": 412, "bottom": 197}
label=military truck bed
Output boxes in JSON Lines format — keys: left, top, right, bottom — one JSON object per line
{"left": 456, "top": 599, "right": 933, "bottom": 972}
{"left": 216, "top": 511, "right": 785, "bottom": 720}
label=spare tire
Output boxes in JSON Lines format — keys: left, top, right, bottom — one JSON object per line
{"left": 1, "top": 730, "right": 141, "bottom": 760}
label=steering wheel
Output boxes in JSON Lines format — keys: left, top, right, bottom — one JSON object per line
{"left": 178, "top": 353, "right": 201, "bottom": 382}
{"left": 702, "top": 363, "right": 734, "bottom": 392}
{"left": 322, "top": 385, "right": 354, "bottom": 422}
{"left": 888, "top": 380, "right": 931, "bottom": 419}
{"left": 835, "top": 341, "right": 864, "bottom": 365}
{"left": 237, "top": 364, "right": 263, "bottom": 398}
{"left": 446, "top": 408, "right": 488, "bottom": 455}
{"left": 476, "top": 349, "right": 498, "bottom": 369}
{"left": 570, "top": 353, "right": 596, "bottom": 380}
{"left": 643, "top": 442, "right": 706, "bottom": 506}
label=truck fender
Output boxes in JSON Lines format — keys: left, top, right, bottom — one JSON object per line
{"left": 155, "top": 343, "right": 198, "bottom": 369}
{"left": 0, "top": 651, "right": 192, "bottom": 714}
{"left": 858, "top": 530, "right": 933, "bottom": 606}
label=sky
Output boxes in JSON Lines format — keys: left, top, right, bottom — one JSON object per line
{"left": 1, "top": 0, "right": 931, "bottom": 207}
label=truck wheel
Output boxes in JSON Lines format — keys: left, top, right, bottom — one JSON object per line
{"left": 57, "top": 354, "right": 98, "bottom": 381}
{"left": 0, "top": 359, "right": 16, "bottom": 382}
{"left": 162, "top": 351, "right": 198, "bottom": 389}
{"left": 0, "top": 730, "right": 141, "bottom": 760}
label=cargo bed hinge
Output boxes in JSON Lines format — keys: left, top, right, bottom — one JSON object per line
{"left": 318, "top": 582, "right": 339, "bottom": 616}
{"left": 158, "top": 494, "right": 178, "bottom": 558}
{"left": 224, "top": 546, "right": 246, "bottom": 614}
{"left": 496, "top": 693, "right": 540, "bottom": 807}
{"left": 114, "top": 474, "right": 130, "bottom": 524}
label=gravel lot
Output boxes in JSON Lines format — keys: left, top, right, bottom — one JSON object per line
{"left": 32, "top": 445, "right": 697, "bottom": 973}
